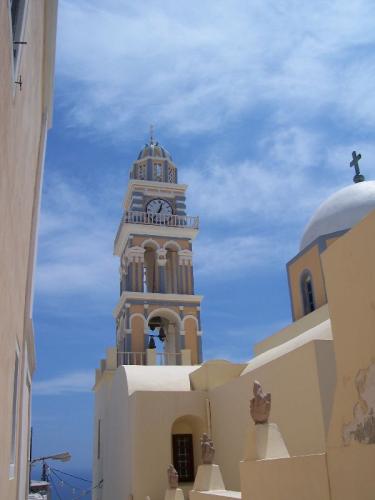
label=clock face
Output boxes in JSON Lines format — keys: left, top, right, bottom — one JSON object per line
{"left": 146, "top": 198, "right": 173, "bottom": 215}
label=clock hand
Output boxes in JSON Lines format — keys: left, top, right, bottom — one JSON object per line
{"left": 157, "top": 202, "right": 163, "bottom": 213}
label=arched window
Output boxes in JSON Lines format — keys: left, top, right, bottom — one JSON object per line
{"left": 144, "top": 247, "right": 157, "bottom": 292}
{"left": 301, "top": 271, "right": 315, "bottom": 315}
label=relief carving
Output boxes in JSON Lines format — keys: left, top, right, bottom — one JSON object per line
{"left": 343, "top": 362, "right": 375, "bottom": 445}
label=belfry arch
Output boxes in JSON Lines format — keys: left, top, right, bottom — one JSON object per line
{"left": 146, "top": 308, "right": 183, "bottom": 364}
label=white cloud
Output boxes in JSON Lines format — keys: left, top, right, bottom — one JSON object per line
{"left": 33, "top": 371, "right": 93, "bottom": 396}
{"left": 182, "top": 126, "right": 334, "bottom": 228}
{"left": 195, "top": 235, "right": 287, "bottom": 277}
{"left": 36, "top": 175, "right": 119, "bottom": 297}
{"left": 56, "top": 0, "right": 375, "bottom": 137}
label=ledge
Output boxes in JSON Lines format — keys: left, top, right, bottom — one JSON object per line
{"left": 113, "top": 291, "right": 203, "bottom": 317}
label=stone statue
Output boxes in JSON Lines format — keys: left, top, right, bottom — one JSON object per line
{"left": 200, "top": 433, "right": 215, "bottom": 464}
{"left": 167, "top": 464, "right": 179, "bottom": 489}
{"left": 250, "top": 380, "right": 271, "bottom": 424}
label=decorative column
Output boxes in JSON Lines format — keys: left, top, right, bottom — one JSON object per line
{"left": 120, "top": 252, "right": 127, "bottom": 294}
{"left": 178, "top": 249, "right": 193, "bottom": 294}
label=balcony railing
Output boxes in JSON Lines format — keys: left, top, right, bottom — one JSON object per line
{"left": 118, "top": 352, "right": 145, "bottom": 366}
{"left": 115, "top": 210, "right": 199, "bottom": 246}
{"left": 117, "top": 351, "right": 183, "bottom": 366}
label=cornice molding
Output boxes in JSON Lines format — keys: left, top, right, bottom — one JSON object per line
{"left": 113, "top": 291, "right": 203, "bottom": 318}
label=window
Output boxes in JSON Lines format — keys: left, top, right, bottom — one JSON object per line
{"left": 144, "top": 248, "right": 157, "bottom": 292}
{"left": 137, "top": 164, "right": 146, "bottom": 180}
{"left": 153, "top": 163, "right": 163, "bottom": 181}
{"left": 10, "top": 0, "right": 27, "bottom": 66}
{"left": 168, "top": 166, "right": 176, "bottom": 183}
{"left": 143, "top": 266, "right": 148, "bottom": 293}
{"left": 9, "top": 348, "right": 20, "bottom": 478}
{"left": 172, "top": 434, "right": 194, "bottom": 482}
{"left": 301, "top": 271, "right": 315, "bottom": 315}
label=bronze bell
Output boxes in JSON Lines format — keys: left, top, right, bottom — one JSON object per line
{"left": 149, "top": 316, "right": 162, "bottom": 330}
{"left": 148, "top": 336, "right": 156, "bottom": 349}
{"left": 158, "top": 327, "right": 166, "bottom": 342}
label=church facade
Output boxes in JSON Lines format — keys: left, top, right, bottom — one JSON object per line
{"left": 93, "top": 142, "right": 375, "bottom": 500}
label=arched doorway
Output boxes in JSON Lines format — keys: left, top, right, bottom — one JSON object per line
{"left": 171, "top": 415, "right": 206, "bottom": 483}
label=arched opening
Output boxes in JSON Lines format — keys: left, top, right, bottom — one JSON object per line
{"left": 147, "top": 309, "right": 182, "bottom": 365}
{"left": 143, "top": 244, "right": 158, "bottom": 292}
{"left": 171, "top": 415, "right": 205, "bottom": 483}
{"left": 165, "top": 243, "right": 179, "bottom": 293}
{"left": 301, "top": 270, "right": 315, "bottom": 315}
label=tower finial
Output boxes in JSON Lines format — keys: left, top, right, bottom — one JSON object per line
{"left": 149, "top": 124, "right": 154, "bottom": 145}
{"left": 350, "top": 150, "right": 365, "bottom": 183}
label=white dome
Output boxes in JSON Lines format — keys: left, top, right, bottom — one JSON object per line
{"left": 300, "top": 181, "right": 375, "bottom": 251}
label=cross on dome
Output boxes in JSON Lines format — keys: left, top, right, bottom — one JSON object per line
{"left": 350, "top": 150, "right": 365, "bottom": 183}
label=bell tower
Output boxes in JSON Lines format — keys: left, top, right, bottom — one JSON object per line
{"left": 113, "top": 136, "right": 203, "bottom": 366}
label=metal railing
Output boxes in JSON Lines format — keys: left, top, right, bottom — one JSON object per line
{"left": 156, "top": 352, "right": 182, "bottom": 366}
{"left": 117, "top": 351, "right": 182, "bottom": 366}
{"left": 115, "top": 210, "right": 199, "bottom": 246}
{"left": 117, "top": 352, "right": 146, "bottom": 366}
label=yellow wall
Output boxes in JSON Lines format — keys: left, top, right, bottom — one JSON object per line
{"left": 321, "top": 209, "right": 375, "bottom": 499}
{"left": 0, "top": 1, "right": 56, "bottom": 498}
{"left": 97, "top": 367, "right": 208, "bottom": 500}
{"left": 209, "top": 340, "right": 334, "bottom": 490}
{"left": 327, "top": 446, "right": 375, "bottom": 500}
{"left": 325, "top": 236, "right": 340, "bottom": 248}
{"left": 288, "top": 244, "right": 326, "bottom": 320}
{"left": 240, "top": 453, "right": 330, "bottom": 500}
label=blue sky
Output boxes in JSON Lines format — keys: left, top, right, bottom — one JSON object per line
{"left": 31, "top": 0, "right": 375, "bottom": 489}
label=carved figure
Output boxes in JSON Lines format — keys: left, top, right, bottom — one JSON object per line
{"left": 250, "top": 381, "right": 271, "bottom": 424}
{"left": 200, "top": 433, "right": 215, "bottom": 464}
{"left": 343, "top": 362, "right": 375, "bottom": 445}
{"left": 167, "top": 464, "right": 179, "bottom": 489}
